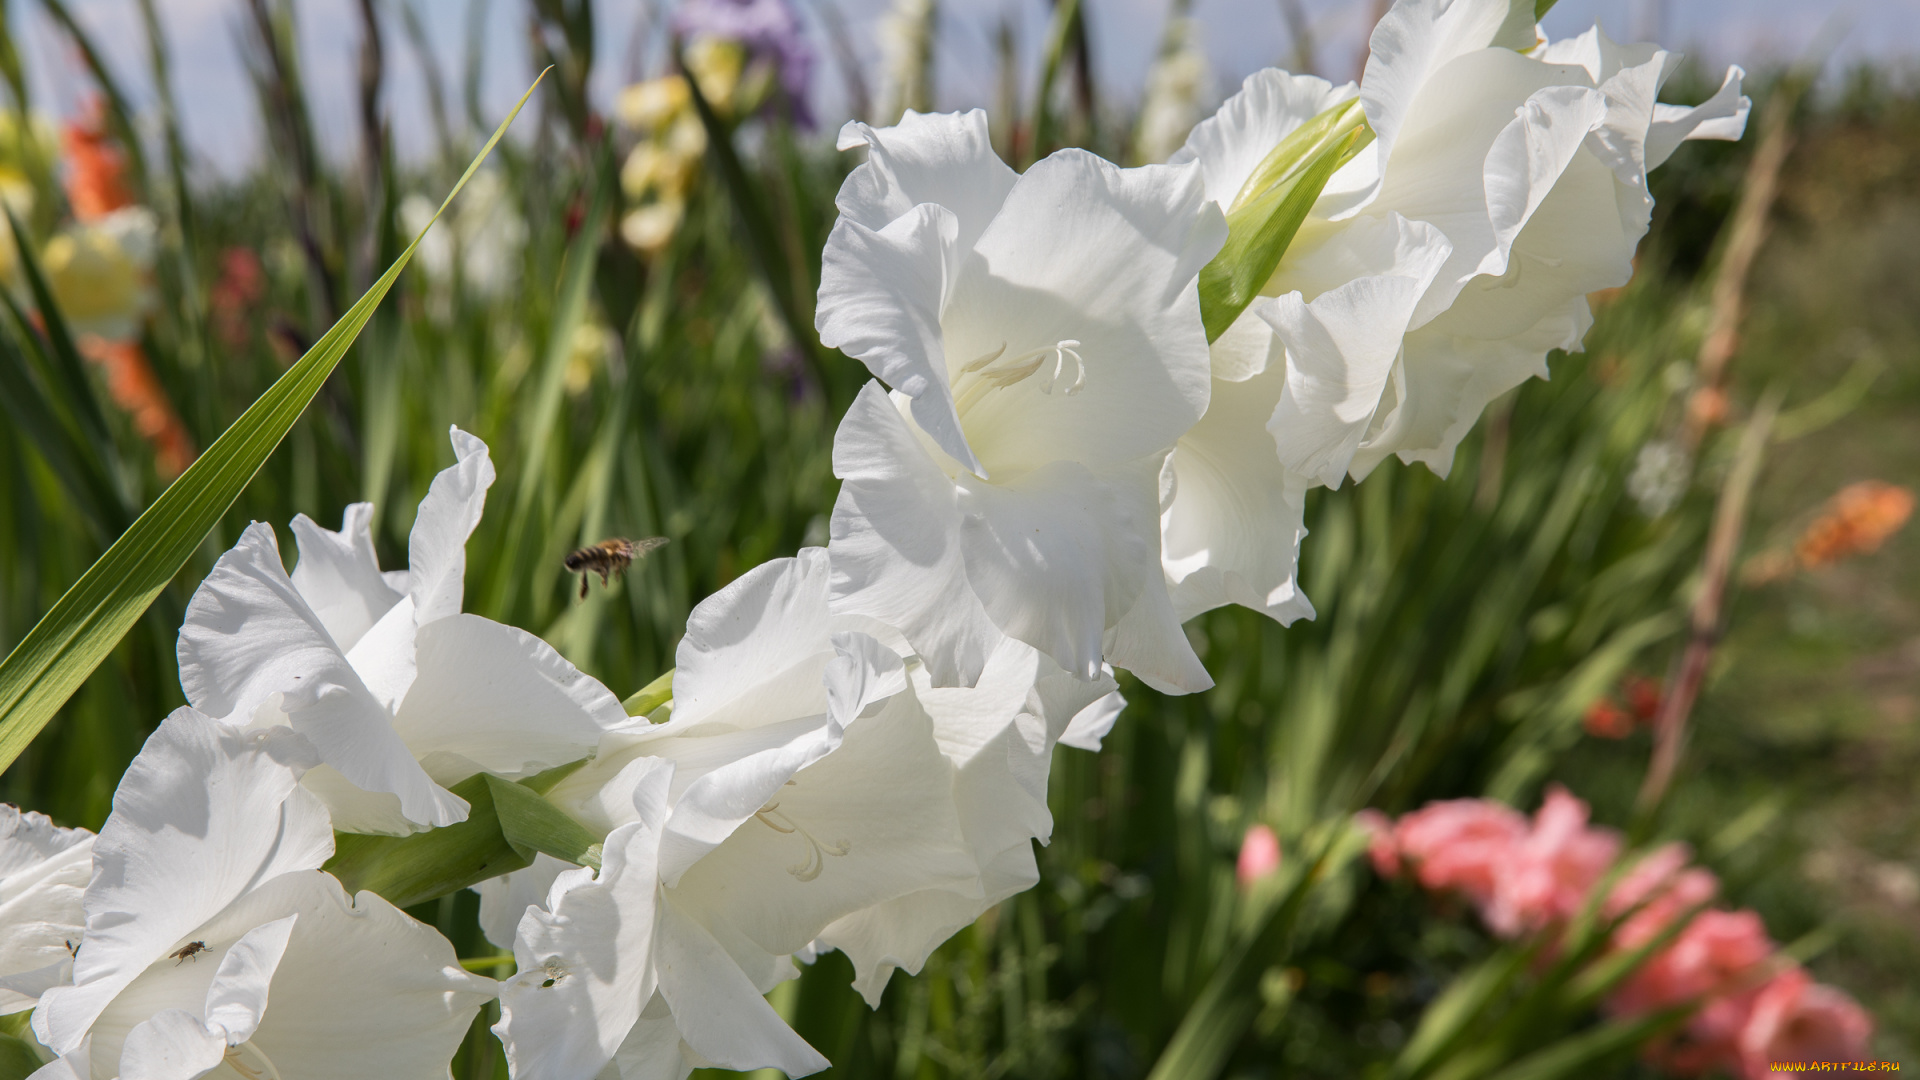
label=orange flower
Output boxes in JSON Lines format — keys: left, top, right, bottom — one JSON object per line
{"left": 78, "top": 337, "right": 195, "bottom": 477}
{"left": 1583, "top": 697, "right": 1634, "bottom": 739}
{"left": 1622, "top": 675, "right": 1663, "bottom": 723}
{"left": 1794, "top": 481, "right": 1915, "bottom": 570}
{"left": 61, "top": 99, "right": 134, "bottom": 223}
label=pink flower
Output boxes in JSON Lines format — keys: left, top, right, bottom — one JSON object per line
{"left": 1393, "top": 799, "right": 1528, "bottom": 908}
{"left": 1611, "top": 909, "right": 1773, "bottom": 1018}
{"left": 1354, "top": 809, "right": 1400, "bottom": 878}
{"left": 1483, "top": 787, "right": 1621, "bottom": 938}
{"left": 1606, "top": 843, "right": 1719, "bottom": 951}
{"left": 1237, "top": 824, "right": 1281, "bottom": 888}
{"left": 1736, "top": 969, "right": 1874, "bottom": 1079}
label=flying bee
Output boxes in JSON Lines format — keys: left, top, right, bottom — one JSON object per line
{"left": 170, "top": 941, "right": 208, "bottom": 965}
{"left": 565, "top": 537, "right": 668, "bottom": 599}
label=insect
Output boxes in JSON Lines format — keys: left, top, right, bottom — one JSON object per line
{"left": 170, "top": 941, "right": 208, "bottom": 965}
{"left": 564, "top": 537, "right": 668, "bottom": 599}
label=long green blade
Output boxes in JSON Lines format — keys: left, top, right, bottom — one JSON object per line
{"left": 0, "top": 73, "right": 547, "bottom": 777}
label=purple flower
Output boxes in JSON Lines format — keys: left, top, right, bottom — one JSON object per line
{"left": 672, "top": 0, "right": 816, "bottom": 127}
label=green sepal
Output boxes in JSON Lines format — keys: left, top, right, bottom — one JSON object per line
{"left": 324, "top": 771, "right": 601, "bottom": 911}
{"left": 519, "top": 755, "right": 593, "bottom": 794}
{"left": 487, "top": 773, "right": 603, "bottom": 870}
{"left": 622, "top": 668, "right": 674, "bottom": 718}
{"left": 1197, "top": 100, "right": 1373, "bottom": 343}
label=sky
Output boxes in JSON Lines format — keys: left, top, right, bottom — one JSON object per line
{"left": 15, "top": 0, "right": 1920, "bottom": 178}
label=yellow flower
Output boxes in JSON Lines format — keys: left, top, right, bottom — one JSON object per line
{"left": 620, "top": 143, "right": 697, "bottom": 201}
{"left": 0, "top": 165, "right": 32, "bottom": 285}
{"left": 617, "top": 76, "right": 691, "bottom": 132}
{"left": 684, "top": 38, "right": 745, "bottom": 113}
{"left": 619, "top": 200, "right": 685, "bottom": 255}
{"left": 564, "top": 322, "right": 615, "bottom": 396}
{"left": 41, "top": 207, "right": 157, "bottom": 340}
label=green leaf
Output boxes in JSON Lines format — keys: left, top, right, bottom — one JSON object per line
{"left": 1198, "top": 100, "right": 1372, "bottom": 343}
{"left": 0, "top": 1032, "right": 42, "bottom": 1080}
{"left": 0, "top": 73, "right": 546, "bottom": 778}
{"left": 1393, "top": 945, "right": 1536, "bottom": 1080}
{"left": 1146, "top": 831, "right": 1355, "bottom": 1080}
{"left": 1481, "top": 1008, "right": 1689, "bottom": 1080}
{"left": 622, "top": 668, "right": 674, "bottom": 717}
{"left": 322, "top": 772, "right": 601, "bottom": 911}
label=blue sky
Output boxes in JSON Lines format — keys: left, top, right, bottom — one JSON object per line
{"left": 16, "top": 0, "right": 1919, "bottom": 177}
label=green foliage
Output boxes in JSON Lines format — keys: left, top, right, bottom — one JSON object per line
{"left": 0, "top": 78, "right": 541, "bottom": 777}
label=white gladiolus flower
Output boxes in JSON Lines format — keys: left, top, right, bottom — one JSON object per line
{"left": 493, "top": 549, "right": 1106, "bottom": 1079}
{"left": 816, "top": 110, "right": 1227, "bottom": 693}
{"left": 0, "top": 807, "right": 92, "bottom": 1015}
{"left": 30, "top": 710, "right": 495, "bottom": 1080}
{"left": 1160, "top": 0, "right": 1748, "bottom": 622}
{"left": 175, "top": 427, "right": 633, "bottom": 834}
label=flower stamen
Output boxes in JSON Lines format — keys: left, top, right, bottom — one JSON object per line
{"left": 953, "top": 340, "right": 1089, "bottom": 415}
{"left": 754, "top": 800, "right": 851, "bottom": 882}
{"left": 223, "top": 1040, "right": 285, "bottom": 1080}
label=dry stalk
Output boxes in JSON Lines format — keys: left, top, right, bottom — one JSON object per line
{"left": 1638, "top": 389, "right": 1782, "bottom": 816}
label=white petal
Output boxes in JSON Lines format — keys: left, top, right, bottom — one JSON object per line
{"left": 1263, "top": 222, "right": 1449, "bottom": 486}
{"left": 669, "top": 690, "right": 976, "bottom": 963}
{"left": 1164, "top": 369, "right": 1316, "bottom": 624}
{"left": 956, "top": 459, "right": 1151, "bottom": 682}
{"left": 1479, "top": 86, "right": 1610, "bottom": 296}
{"left": 36, "top": 711, "right": 330, "bottom": 1054}
{"left": 288, "top": 503, "right": 402, "bottom": 654}
{"left": 672, "top": 550, "right": 835, "bottom": 728}
{"left": 833, "top": 109, "right": 1017, "bottom": 256}
{"left": 177, "top": 521, "right": 345, "bottom": 722}
{"left": 828, "top": 383, "right": 1001, "bottom": 688}
{"left": 817, "top": 203, "right": 981, "bottom": 476}
{"left": 497, "top": 760, "right": 672, "bottom": 1080}
{"left": 474, "top": 854, "right": 574, "bottom": 952}
{"left": 200, "top": 915, "right": 296, "bottom": 1044}
{"left": 26, "top": 1052, "right": 86, "bottom": 1080}
{"left": 1101, "top": 546, "right": 1214, "bottom": 694}
{"left": 243, "top": 875, "right": 493, "bottom": 1080}
{"left": 1170, "top": 68, "right": 1354, "bottom": 211}
{"left": 1358, "top": 0, "right": 1531, "bottom": 202}
{"left": 175, "top": 524, "right": 464, "bottom": 829}
{"left": 946, "top": 150, "right": 1222, "bottom": 472}
{"left": 88, "top": 870, "right": 495, "bottom": 1080}
{"left": 0, "top": 804, "right": 91, "bottom": 878}
{"left": 1362, "top": 50, "right": 1599, "bottom": 320}
{"left": 1059, "top": 689, "right": 1125, "bottom": 752}
{"left": 1089, "top": 455, "right": 1211, "bottom": 694}
{"left": 1537, "top": 23, "right": 1663, "bottom": 85}
{"left": 1354, "top": 300, "right": 1587, "bottom": 479}
{"left": 394, "top": 614, "right": 629, "bottom": 784}
{"left": 343, "top": 594, "right": 417, "bottom": 713}
{"left": 816, "top": 887, "right": 988, "bottom": 1008}
{"left": 1208, "top": 297, "right": 1282, "bottom": 382}
{"left": 117, "top": 1009, "right": 225, "bottom": 1080}
{"left": 654, "top": 897, "right": 827, "bottom": 1077}
{"left": 1647, "top": 66, "right": 1749, "bottom": 169}
{"left": 656, "top": 720, "right": 841, "bottom": 887}
{"left": 0, "top": 810, "right": 91, "bottom": 1014}
{"left": 408, "top": 426, "right": 495, "bottom": 626}
{"left": 822, "top": 630, "right": 909, "bottom": 726}
{"left": 604, "top": 1001, "right": 701, "bottom": 1080}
